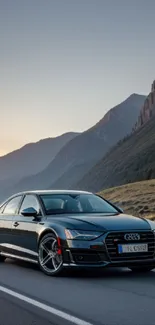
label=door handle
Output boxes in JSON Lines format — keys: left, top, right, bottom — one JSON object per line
{"left": 13, "top": 221, "right": 19, "bottom": 228}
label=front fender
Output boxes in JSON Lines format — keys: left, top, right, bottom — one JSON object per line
{"left": 37, "top": 223, "right": 66, "bottom": 245}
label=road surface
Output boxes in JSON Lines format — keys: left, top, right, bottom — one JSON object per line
{"left": 0, "top": 259, "right": 155, "bottom": 325}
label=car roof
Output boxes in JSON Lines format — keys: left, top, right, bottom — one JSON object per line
{"left": 11, "top": 189, "right": 92, "bottom": 197}
{"left": 0, "top": 190, "right": 93, "bottom": 205}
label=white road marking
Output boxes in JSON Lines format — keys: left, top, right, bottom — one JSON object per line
{"left": 0, "top": 285, "right": 93, "bottom": 325}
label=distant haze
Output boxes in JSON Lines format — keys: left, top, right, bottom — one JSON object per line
{"left": 0, "top": 0, "right": 154, "bottom": 155}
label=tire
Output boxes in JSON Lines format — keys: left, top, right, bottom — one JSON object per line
{"left": 129, "top": 266, "right": 154, "bottom": 273}
{"left": 38, "top": 233, "right": 64, "bottom": 276}
{"left": 0, "top": 255, "right": 6, "bottom": 262}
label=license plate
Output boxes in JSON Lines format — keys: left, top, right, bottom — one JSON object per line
{"left": 118, "top": 243, "right": 148, "bottom": 253}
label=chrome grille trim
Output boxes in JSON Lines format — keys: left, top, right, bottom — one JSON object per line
{"left": 105, "top": 231, "right": 155, "bottom": 262}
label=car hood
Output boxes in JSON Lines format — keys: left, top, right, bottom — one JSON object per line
{"left": 47, "top": 213, "right": 153, "bottom": 231}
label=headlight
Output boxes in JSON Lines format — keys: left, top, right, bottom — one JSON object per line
{"left": 65, "top": 229, "right": 103, "bottom": 240}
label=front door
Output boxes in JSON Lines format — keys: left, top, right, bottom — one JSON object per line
{"left": 11, "top": 194, "right": 43, "bottom": 261}
{"left": 0, "top": 195, "right": 23, "bottom": 255}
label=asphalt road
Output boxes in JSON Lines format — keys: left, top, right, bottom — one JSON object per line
{"left": 0, "top": 259, "right": 155, "bottom": 325}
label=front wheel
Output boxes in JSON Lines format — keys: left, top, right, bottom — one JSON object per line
{"left": 129, "top": 266, "right": 155, "bottom": 273}
{"left": 38, "top": 233, "right": 64, "bottom": 276}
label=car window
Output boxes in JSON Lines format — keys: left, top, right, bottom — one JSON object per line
{"left": 87, "top": 196, "right": 110, "bottom": 211}
{"left": 40, "top": 193, "right": 118, "bottom": 215}
{"left": 40, "top": 197, "right": 64, "bottom": 214}
{"left": 2, "top": 196, "right": 23, "bottom": 215}
{"left": 19, "top": 195, "right": 41, "bottom": 214}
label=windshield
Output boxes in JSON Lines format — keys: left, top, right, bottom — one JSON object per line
{"left": 40, "top": 193, "right": 118, "bottom": 215}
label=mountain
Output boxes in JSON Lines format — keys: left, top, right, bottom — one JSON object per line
{"left": 133, "top": 80, "right": 155, "bottom": 131}
{"left": 75, "top": 113, "right": 155, "bottom": 192}
{"left": 0, "top": 132, "right": 78, "bottom": 182}
{"left": 48, "top": 94, "right": 146, "bottom": 190}
{"left": 4, "top": 93, "right": 145, "bottom": 198}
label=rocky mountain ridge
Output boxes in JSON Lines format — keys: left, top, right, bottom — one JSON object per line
{"left": 76, "top": 102, "right": 155, "bottom": 192}
{"left": 133, "top": 80, "right": 155, "bottom": 131}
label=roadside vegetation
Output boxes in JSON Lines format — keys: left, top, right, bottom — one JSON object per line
{"left": 99, "top": 179, "right": 155, "bottom": 220}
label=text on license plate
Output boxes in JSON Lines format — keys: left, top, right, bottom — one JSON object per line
{"left": 118, "top": 243, "right": 148, "bottom": 253}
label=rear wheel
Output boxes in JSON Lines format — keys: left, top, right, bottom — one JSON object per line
{"left": 130, "top": 266, "right": 154, "bottom": 273}
{"left": 38, "top": 233, "right": 64, "bottom": 276}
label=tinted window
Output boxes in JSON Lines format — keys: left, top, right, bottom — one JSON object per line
{"left": 19, "top": 195, "right": 40, "bottom": 214}
{"left": 3, "top": 196, "right": 22, "bottom": 215}
{"left": 40, "top": 193, "right": 118, "bottom": 215}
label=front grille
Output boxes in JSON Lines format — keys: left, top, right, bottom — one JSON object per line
{"left": 105, "top": 231, "right": 155, "bottom": 261}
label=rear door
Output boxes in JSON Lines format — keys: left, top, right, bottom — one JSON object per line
{"left": 11, "top": 194, "right": 44, "bottom": 261}
{"left": 0, "top": 195, "right": 23, "bottom": 255}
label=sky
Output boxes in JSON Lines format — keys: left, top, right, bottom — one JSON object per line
{"left": 0, "top": 0, "right": 155, "bottom": 155}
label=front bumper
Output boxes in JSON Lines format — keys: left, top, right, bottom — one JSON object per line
{"left": 62, "top": 230, "right": 155, "bottom": 269}
{"left": 63, "top": 258, "right": 155, "bottom": 269}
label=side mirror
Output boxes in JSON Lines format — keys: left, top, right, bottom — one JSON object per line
{"left": 21, "top": 207, "right": 38, "bottom": 217}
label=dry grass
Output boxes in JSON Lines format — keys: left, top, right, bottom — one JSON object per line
{"left": 99, "top": 179, "right": 155, "bottom": 220}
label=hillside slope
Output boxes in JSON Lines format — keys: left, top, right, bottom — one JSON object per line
{"left": 0, "top": 132, "right": 78, "bottom": 182}
{"left": 99, "top": 180, "right": 155, "bottom": 219}
{"left": 49, "top": 162, "right": 93, "bottom": 190}
{"left": 49, "top": 94, "right": 145, "bottom": 190}
{"left": 8, "top": 93, "right": 145, "bottom": 196}
{"left": 76, "top": 115, "right": 155, "bottom": 192}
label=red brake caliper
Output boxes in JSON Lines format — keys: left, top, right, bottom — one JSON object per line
{"left": 57, "top": 237, "right": 62, "bottom": 255}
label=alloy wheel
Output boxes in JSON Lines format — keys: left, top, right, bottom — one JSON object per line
{"left": 38, "top": 234, "right": 63, "bottom": 275}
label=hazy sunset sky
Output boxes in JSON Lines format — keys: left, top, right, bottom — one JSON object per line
{"left": 1, "top": 0, "right": 155, "bottom": 155}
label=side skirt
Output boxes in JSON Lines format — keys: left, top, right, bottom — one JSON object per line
{"left": 0, "top": 252, "right": 38, "bottom": 264}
